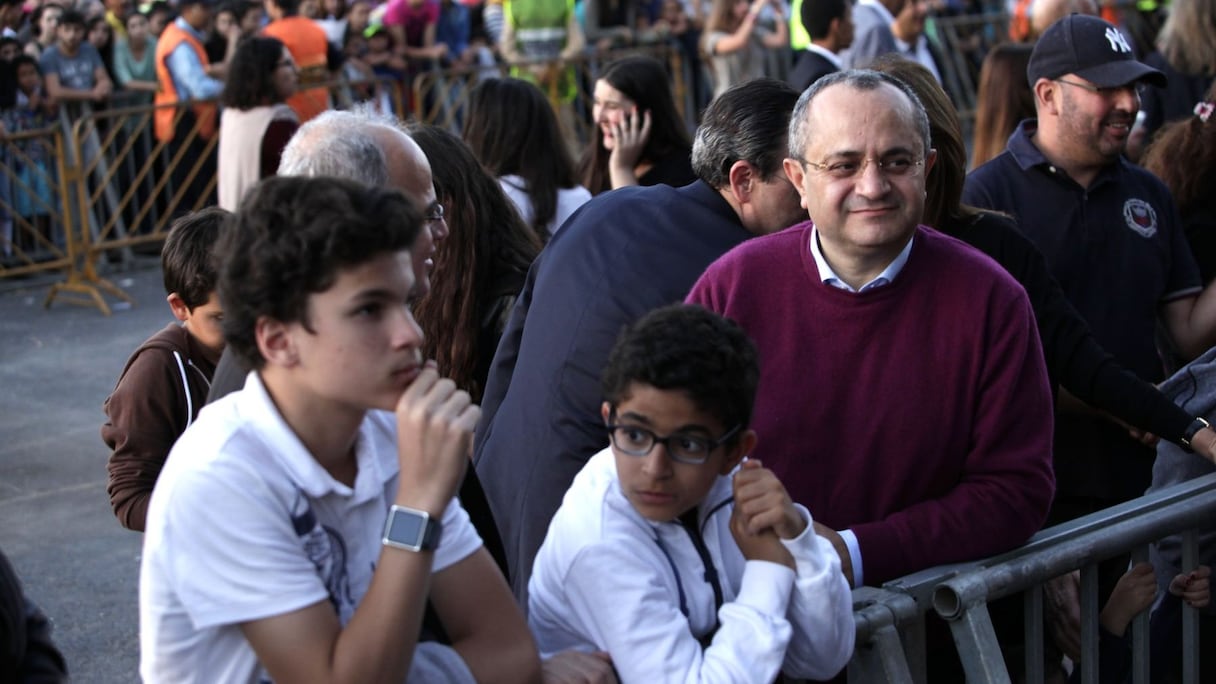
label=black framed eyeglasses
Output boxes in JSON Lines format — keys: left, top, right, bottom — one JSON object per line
{"left": 1054, "top": 78, "right": 1144, "bottom": 98}
{"left": 606, "top": 418, "right": 742, "bottom": 465}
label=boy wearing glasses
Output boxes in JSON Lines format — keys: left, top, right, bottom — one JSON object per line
{"left": 527, "top": 304, "right": 855, "bottom": 683}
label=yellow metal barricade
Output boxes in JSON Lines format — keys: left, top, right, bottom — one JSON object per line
{"left": 39, "top": 76, "right": 409, "bottom": 315}
{"left": 0, "top": 124, "right": 73, "bottom": 281}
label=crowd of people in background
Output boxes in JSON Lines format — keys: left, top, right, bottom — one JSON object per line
{"left": 3, "top": 0, "right": 1216, "bottom": 680}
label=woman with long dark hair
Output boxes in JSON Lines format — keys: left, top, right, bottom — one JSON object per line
{"left": 970, "top": 43, "right": 1034, "bottom": 170}
{"left": 578, "top": 55, "right": 694, "bottom": 195}
{"left": 217, "top": 36, "right": 300, "bottom": 210}
{"left": 408, "top": 123, "right": 542, "bottom": 403}
{"left": 1143, "top": 80, "right": 1216, "bottom": 283}
{"left": 463, "top": 77, "right": 590, "bottom": 240}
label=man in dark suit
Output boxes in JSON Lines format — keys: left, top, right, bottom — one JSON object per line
{"left": 789, "top": 0, "right": 853, "bottom": 92}
{"left": 842, "top": 0, "right": 900, "bottom": 69}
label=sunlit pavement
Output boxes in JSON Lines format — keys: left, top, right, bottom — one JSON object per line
{"left": 1, "top": 261, "right": 168, "bottom": 682}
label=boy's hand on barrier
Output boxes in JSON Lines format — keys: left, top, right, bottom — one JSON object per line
{"left": 393, "top": 365, "right": 478, "bottom": 516}
{"left": 541, "top": 650, "right": 618, "bottom": 684}
{"left": 1045, "top": 571, "right": 1082, "bottom": 661}
{"left": 731, "top": 461, "right": 796, "bottom": 569}
{"left": 1169, "top": 565, "right": 1211, "bottom": 609}
{"left": 731, "top": 459, "right": 804, "bottom": 539}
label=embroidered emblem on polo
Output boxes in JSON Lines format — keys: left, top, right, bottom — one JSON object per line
{"left": 1105, "top": 27, "right": 1132, "bottom": 53}
{"left": 1123, "top": 199, "right": 1157, "bottom": 237}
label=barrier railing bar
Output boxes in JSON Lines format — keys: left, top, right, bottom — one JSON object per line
{"left": 1182, "top": 529, "right": 1199, "bottom": 684}
{"left": 1024, "top": 583, "right": 1045, "bottom": 684}
{"left": 849, "top": 587, "right": 916, "bottom": 683}
{"left": 1079, "top": 562, "right": 1099, "bottom": 684}
{"left": 45, "top": 127, "right": 132, "bottom": 315}
{"left": 929, "top": 474, "right": 1216, "bottom": 684}
{"left": 1131, "top": 545, "right": 1150, "bottom": 684}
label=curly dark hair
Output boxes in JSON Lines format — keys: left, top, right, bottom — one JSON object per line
{"left": 1142, "top": 80, "right": 1216, "bottom": 217}
{"left": 602, "top": 304, "right": 759, "bottom": 437}
{"left": 221, "top": 36, "right": 288, "bottom": 110}
{"left": 578, "top": 55, "right": 692, "bottom": 196}
{"left": 162, "top": 207, "right": 230, "bottom": 309}
{"left": 217, "top": 176, "right": 423, "bottom": 369}
{"left": 462, "top": 78, "right": 579, "bottom": 241}
{"left": 408, "top": 124, "right": 541, "bottom": 402}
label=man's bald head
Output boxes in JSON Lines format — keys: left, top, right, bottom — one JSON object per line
{"left": 278, "top": 109, "right": 446, "bottom": 295}
{"left": 1029, "top": 0, "right": 1098, "bottom": 40}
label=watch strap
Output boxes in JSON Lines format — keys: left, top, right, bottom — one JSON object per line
{"left": 1181, "top": 417, "right": 1211, "bottom": 453}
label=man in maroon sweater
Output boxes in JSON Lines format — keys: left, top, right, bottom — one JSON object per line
{"left": 687, "top": 70, "right": 1056, "bottom": 588}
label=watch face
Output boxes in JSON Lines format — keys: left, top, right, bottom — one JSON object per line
{"left": 386, "top": 509, "right": 426, "bottom": 547}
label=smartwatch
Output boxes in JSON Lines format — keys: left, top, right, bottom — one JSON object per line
{"left": 1181, "top": 417, "right": 1212, "bottom": 453}
{"left": 382, "top": 505, "right": 443, "bottom": 552}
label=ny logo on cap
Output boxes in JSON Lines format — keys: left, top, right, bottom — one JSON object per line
{"left": 1105, "top": 27, "right": 1132, "bottom": 53}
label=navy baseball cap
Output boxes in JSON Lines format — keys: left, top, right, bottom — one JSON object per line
{"left": 1027, "top": 14, "right": 1166, "bottom": 88}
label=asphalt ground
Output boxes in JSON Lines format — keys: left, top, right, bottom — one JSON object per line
{"left": 1, "top": 260, "right": 168, "bottom": 682}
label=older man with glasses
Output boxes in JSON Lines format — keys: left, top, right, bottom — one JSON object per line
{"left": 688, "top": 69, "right": 1056, "bottom": 598}
{"left": 208, "top": 109, "right": 449, "bottom": 400}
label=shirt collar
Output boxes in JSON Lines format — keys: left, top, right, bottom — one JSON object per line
{"left": 809, "top": 226, "right": 914, "bottom": 293}
{"left": 804, "top": 42, "right": 843, "bottom": 70}
{"left": 174, "top": 16, "right": 206, "bottom": 41}
{"left": 1006, "top": 118, "right": 1126, "bottom": 186}
{"left": 236, "top": 372, "right": 390, "bottom": 504}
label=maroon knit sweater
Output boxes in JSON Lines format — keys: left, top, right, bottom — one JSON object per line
{"left": 687, "top": 221, "right": 1056, "bottom": 584}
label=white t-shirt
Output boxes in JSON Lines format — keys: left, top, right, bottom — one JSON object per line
{"left": 499, "top": 175, "right": 592, "bottom": 238}
{"left": 139, "top": 373, "right": 481, "bottom": 683}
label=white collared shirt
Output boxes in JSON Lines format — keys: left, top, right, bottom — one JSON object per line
{"left": 857, "top": 0, "right": 941, "bottom": 83}
{"left": 894, "top": 33, "right": 942, "bottom": 84}
{"left": 804, "top": 42, "right": 844, "bottom": 70}
{"left": 858, "top": 0, "right": 896, "bottom": 23}
{"left": 810, "top": 226, "right": 915, "bottom": 293}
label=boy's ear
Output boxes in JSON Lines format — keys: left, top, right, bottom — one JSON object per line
{"left": 166, "top": 293, "right": 191, "bottom": 323}
{"left": 256, "top": 316, "right": 298, "bottom": 367}
{"left": 720, "top": 429, "right": 758, "bottom": 476}
{"left": 601, "top": 402, "right": 612, "bottom": 425}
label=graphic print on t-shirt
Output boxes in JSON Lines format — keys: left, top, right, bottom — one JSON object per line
{"left": 291, "top": 493, "right": 357, "bottom": 622}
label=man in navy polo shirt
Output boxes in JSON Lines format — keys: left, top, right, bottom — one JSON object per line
{"left": 964, "top": 14, "right": 1216, "bottom": 526}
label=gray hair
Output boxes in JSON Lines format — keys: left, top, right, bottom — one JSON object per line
{"left": 277, "top": 107, "right": 408, "bottom": 184}
{"left": 691, "top": 79, "right": 800, "bottom": 189}
{"left": 787, "top": 70, "right": 932, "bottom": 162}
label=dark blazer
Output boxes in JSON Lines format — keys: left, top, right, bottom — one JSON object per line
{"left": 788, "top": 49, "right": 839, "bottom": 92}
{"left": 473, "top": 180, "right": 753, "bottom": 604}
{"left": 842, "top": 2, "right": 897, "bottom": 69}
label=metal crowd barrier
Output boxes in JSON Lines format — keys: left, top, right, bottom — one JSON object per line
{"left": 27, "top": 76, "right": 408, "bottom": 314}
{"left": 0, "top": 123, "right": 74, "bottom": 281}
{"left": 847, "top": 473, "right": 1216, "bottom": 683}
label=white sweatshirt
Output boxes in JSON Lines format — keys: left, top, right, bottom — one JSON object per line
{"left": 528, "top": 448, "right": 855, "bottom": 683}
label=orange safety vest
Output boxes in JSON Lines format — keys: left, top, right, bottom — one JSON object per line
{"left": 154, "top": 22, "right": 218, "bottom": 143}
{"left": 263, "top": 17, "right": 331, "bottom": 124}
